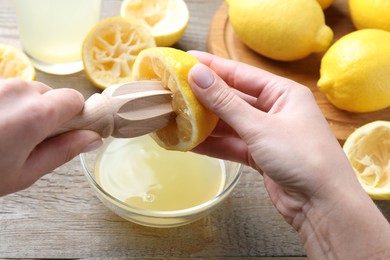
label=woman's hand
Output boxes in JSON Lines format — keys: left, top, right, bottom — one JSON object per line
{"left": 187, "top": 51, "right": 390, "bottom": 259}
{"left": 187, "top": 51, "right": 356, "bottom": 219}
{"left": 0, "top": 78, "right": 102, "bottom": 196}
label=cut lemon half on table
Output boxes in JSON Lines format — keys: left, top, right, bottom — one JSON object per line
{"left": 132, "top": 47, "right": 218, "bottom": 151}
{"left": 343, "top": 121, "right": 390, "bottom": 200}
{"left": 0, "top": 43, "right": 35, "bottom": 80}
{"left": 120, "top": 0, "right": 189, "bottom": 47}
{"left": 82, "top": 16, "right": 156, "bottom": 89}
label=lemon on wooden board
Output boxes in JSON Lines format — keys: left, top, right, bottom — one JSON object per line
{"left": 82, "top": 17, "right": 156, "bottom": 89}
{"left": 120, "top": 0, "right": 189, "bottom": 47}
{"left": 226, "top": 0, "right": 333, "bottom": 61}
{"left": 349, "top": 0, "right": 390, "bottom": 32}
{"left": 0, "top": 43, "right": 35, "bottom": 80}
{"left": 317, "top": 0, "right": 334, "bottom": 9}
{"left": 343, "top": 121, "right": 390, "bottom": 200}
{"left": 317, "top": 29, "right": 390, "bottom": 113}
{"left": 132, "top": 47, "right": 218, "bottom": 151}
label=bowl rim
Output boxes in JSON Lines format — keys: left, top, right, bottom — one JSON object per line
{"left": 80, "top": 152, "right": 243, "bottom": 218}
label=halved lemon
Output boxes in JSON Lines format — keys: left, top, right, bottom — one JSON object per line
{"left": 0, "top": 43, "right": 35, "bottom": 80}
{"left": 343, "top": 121, "right": 390, "bottom": 200}
{"left": 132, "top": 47, "right": 218, "bottom": 151}
{"left": 82, "top": 16, "right": 156, "bottom": 89}
{"left": 120, "top": 0, "right": 189, "bottom": 47}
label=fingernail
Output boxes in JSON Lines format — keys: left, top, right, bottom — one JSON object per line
{"left": 190, "top": 63, "right": 215, "bottom": 89}
{"left": 82, "top": 139, "right": 103, "bottom": 153}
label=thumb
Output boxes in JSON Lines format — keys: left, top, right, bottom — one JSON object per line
{"left": 188, "top": 63, "right": 261, "bottom": 136}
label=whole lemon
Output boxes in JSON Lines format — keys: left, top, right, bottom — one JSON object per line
{"left": 349, "top": 0, "right": 390, "bottom": 32}
{"left": 226, "top": 0, "right": 333, "bottom": 61}
{"left": 317, "top": 0, "right": 334, "bottom": 9}
{"left": 318, "top": 29, "right": 390, "bottom": 113}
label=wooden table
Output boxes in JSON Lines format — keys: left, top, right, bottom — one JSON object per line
{"left": 1, "top": 0, "right": 388, "bottom": 258}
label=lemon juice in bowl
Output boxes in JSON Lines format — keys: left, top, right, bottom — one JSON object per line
{"left": 14, "top": 0, "right": 101, "bottom": 75}
{"left": 95, "top": 135, "right": 226, "bottom": 212}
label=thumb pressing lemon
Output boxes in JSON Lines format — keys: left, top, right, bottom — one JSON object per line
{"left": 318, "top": 29, "right": 390, "bottom": 113}
{"left": 226, "top": 0, "right": 333, "bottom": 61}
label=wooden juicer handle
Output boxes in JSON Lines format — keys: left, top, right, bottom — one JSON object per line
{"left": 51, "top": 81, "right": 174, "bottom": 138}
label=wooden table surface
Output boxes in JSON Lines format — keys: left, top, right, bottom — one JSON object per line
{"left": 1, "top": 0, "right": 389, "bottom": 259}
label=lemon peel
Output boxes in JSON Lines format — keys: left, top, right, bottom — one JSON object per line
{"left": 349, "top": 0, "right": 390, "bottom": 32}
{"left": 227, "top": 0, "right": 333, "bottom": 61}
{"left": 317, "top": 0, "right": 334, "bottom": 9}
{"left": 120, "top": 0, "right": 189, "bottom": 47}
{"left": 318, "top": 29, "right": 390, "bottom": 113}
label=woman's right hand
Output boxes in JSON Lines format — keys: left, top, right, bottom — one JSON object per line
{"left": 187, "top": 51, "right": 390, "bottom": 259}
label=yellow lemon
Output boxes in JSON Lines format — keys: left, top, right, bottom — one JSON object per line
{"left": 132, "top": 47, "right": 218, "bottom": 151}
{"left": 343, "top": 121, "right": 390, "bottom": 200}
{"left": 317, "top": 0, "right": 334, "bottom": 9}
{"left": 318, "top": 29, "right": 390, "bottom": 113}
{"left": 349, "top": 0, "right": 390, "bottom": 32}
{"left": 0, "top": 43, "right": 35, "bottom": 80}
{"left": 120, "top": 0, "right": 189, "bottom": 47}
{"left": 82, "top": 17, "right": 156, "bottom": 89}
{"left": 226, "top": 0, "right": 333, "bottom": 61}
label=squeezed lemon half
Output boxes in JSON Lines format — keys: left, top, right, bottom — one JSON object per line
{"left": 82, "top": 16, "right": 156, "bottom": 89}
{"left": 343, "top": 121, "right": 390, "bottom": 200}
{"left": 120, "top": 0, "right": 189, "bottom": 47}
{"left": 0, "top": 43, "right": 35, "bottom": 80}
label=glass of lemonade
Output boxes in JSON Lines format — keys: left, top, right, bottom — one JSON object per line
{"left": 14, "top": 0, "right": 101, "bottom": 75}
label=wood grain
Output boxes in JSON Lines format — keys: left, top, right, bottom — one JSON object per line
{"left": 207, "top": 0, "right": 390, "bottom": 143}
{"left": 0, "top": 0, "right": 307, "bottom": 258}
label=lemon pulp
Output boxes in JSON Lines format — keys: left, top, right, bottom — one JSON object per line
{"left": 82, "top": 16, "right": 156, "bottom": 89}
{"left": 95, "top": 135, "right": 226, "bottom": 211}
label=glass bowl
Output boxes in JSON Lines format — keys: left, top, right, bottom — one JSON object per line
{"left": 80, "top": 136, "right": 243, "bottom": 228}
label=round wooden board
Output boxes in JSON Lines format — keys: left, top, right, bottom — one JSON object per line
{"left": 207, "top": 0, "right": 390, "bottom": 144}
